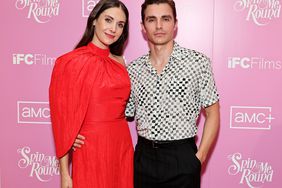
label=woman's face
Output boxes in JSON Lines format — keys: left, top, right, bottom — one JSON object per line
{"left": 92, "top": 7, "right": 126, "bottom": 49}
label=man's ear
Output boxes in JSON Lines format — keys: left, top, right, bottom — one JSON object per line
{"left": 174, "top": 19, "right": 178, "bottom": 31}
{"left": 141, "top": 22, "right": 146, "bottom": 34}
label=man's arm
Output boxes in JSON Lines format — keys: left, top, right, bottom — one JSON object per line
{"left": 196, "top": 101, "right": 220, "bottom": 164}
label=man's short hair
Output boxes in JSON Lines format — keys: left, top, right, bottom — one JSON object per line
{"left": 141, "top": 0, "right": 177, "bottom": 23}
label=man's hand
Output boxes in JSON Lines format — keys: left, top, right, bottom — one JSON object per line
{"left": 197, "top": 102, "right": 220, "bottom": 165}
{"left": 72, "top": 134, "right": 85, "bottom": 151}
{"left": 195, "top": 152, "right": 204, "bottom": 164}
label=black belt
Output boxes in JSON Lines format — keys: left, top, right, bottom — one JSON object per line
{"left": 138, "top": 136, "right": 195, "bottom": 148}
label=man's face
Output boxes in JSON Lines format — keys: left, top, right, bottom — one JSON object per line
{"left": 142, "top": 3, "right": 177, "bottom": 46}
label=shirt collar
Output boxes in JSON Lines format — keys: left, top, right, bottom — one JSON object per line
{"left": 141, "top": 41, "right": 184, "bottom": 75}
{"left": 143, "top": 41, "right": 183, "bottom": 64}
{"left": 170, "top": 42, "right": 183, "bottom": 61}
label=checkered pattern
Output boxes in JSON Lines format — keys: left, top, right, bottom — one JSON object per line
{"left": 126, "top": 42, "right": 219, "bottom": 141}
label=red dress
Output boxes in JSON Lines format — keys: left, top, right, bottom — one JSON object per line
{"left": 49, "top": 42, "right": 133, "bottom": 188}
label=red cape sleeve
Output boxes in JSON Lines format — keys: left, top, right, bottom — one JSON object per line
{"left": 49, "top": 50, "right": 100, "bottom": 158}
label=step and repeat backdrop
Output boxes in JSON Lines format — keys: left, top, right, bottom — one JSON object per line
{"left": 0, "top": 0, "right": 281, "bottom": 187}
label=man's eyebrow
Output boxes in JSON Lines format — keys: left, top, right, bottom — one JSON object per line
{"left": 145, "top": 16, "right": 157, "bottom": 20}
{"left": 162, "top": 15, "right": 172, "bottom": 19}
{"left": 145, "top": 15, "right": 173, "bottom": 20}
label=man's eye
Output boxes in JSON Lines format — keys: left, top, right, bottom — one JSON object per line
{"left": 163, "top": 18, "right": 170, "bottom": 22}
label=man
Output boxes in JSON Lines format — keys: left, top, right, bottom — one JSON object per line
{"left": 126, "top": 0, "right": 219, "bottom": 187}
{"left": 74, "top": 0, "right": 219, "bottom": 187}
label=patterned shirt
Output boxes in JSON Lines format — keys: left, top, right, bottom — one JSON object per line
{"left": 125, "top": 42, "right": 219, "bottom": 141}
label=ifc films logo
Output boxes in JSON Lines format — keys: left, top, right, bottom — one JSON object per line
{"left": 228, "top": 57, "right": 282, "bottom": 71}
{"left": 13, "top": 53, "right": 56, "bottom": 66}
{"left": 230, "top": 106, "right": 275, "bottom": 130}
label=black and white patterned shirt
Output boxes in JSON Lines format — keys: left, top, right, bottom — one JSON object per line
{"left": 125, "top": 42, "right": 219, "bottom": 141}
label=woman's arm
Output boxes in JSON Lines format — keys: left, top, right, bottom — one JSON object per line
{"left": 59, "top": 153, "right": 73, "bottom": 188}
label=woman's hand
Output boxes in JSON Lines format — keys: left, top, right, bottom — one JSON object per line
{"left": 61, "top": 174, "right": 73, "bottom": 188}
{"left": 72, "top": 134, "right": 86, "bottom": 151}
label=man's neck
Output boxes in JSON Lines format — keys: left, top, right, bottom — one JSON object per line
{"left": 149, "top": 41, "right": 174, "bottom": 62}
{"left": 148, "top": 41, "right": 174, "bottom": 74}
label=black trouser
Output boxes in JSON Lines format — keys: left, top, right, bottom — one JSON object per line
{"left": 134, "top": 136, "right": 201, "bottom": 188}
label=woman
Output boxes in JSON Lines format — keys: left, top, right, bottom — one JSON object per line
{"left": 49, "top": 0, "right": 133, "bottom": 187}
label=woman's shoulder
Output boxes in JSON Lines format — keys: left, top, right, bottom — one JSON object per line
{"left": 56, "top": 45, "right": 101, "bottom": 66}
{"left": 57, "top": 46, "right": 91, "bottom": 61}
{"left": 110, "top": 54, "right": 126, "bottom": 66}
{"left": 53, "top": 46, "right": 101, "bottom": 75}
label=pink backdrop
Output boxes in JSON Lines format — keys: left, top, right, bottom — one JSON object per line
{"left": 1, "top": 0, "right": 281, "bottom": 187}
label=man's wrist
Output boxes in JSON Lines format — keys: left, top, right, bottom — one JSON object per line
{"left": 196, "top": 150, "right": 207, "bottom": 163}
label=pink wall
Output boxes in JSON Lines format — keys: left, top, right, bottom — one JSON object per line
{"left": 0, "top": 0, "right": 281, "bottom": 187}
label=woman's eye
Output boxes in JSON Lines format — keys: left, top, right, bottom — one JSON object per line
{"left": 118, "top": 23, "right": 124, "bottom": 28}
{"left": 105, "top": 18, "right": 112, "bottom": 23}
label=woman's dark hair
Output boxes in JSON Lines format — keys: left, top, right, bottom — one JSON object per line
{"left": 141, "top": 0, "right": 177, "bottom": 23}
{"left": 75, "top": 0, "right": 129, "bottom": 56}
